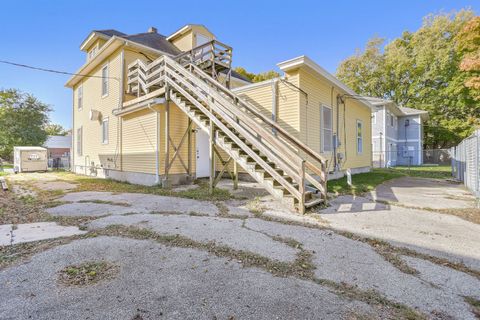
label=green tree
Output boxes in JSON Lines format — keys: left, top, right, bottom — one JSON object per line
{"left": 456, "top": 16, "right": 480, "bottom": 100}
{"left": 45, "top": 123, "right": 67, "bottom": 136}
{"left": 337, "top": 10, "right": 479, "bottom": 148}
{"left": 234, "top": 67, "right": 280, "bottom": 83}
{"left": 0, "top": 89, "right": 51, "bottom": 159}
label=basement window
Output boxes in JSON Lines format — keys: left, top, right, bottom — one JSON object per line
{"left": 102, "top": 118, "right": 109, "bottom": 144}
{"left": 322, "top": 105, "right": 333, "bottom": 152}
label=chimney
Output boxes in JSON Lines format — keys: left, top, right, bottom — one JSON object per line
{"left": 148, "top": 27, "right": 157, "bottom": 33}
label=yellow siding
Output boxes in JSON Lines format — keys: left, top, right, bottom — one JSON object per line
{"left": 122, "top": 108, "right": 158, "bottom": 174}
{"left": 73, "top": 47, "right": 122, "bottom": 172}
{"left": 170, "top": 25, "right": 216, "bottom": 51}
{"left": 297, "top": 67, "right": 372, "bottom": 171}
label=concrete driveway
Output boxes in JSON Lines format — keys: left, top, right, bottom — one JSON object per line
{"left": 1, "top": 174, "right": 480, "bottom": 319}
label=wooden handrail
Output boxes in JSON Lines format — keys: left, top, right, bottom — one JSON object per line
{"left": 188, "top": 63, "right": 327, "bottom": 167}
{"left": 163, "top": 57, "right": 305, "bottom": 185}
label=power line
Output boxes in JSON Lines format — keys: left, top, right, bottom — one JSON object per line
{"left": 0, "top": 60, "right": 120, "bottom": 81}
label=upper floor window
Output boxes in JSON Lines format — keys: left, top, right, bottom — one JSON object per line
{"left": 356, "top": 120, "right": 363, "bottom": 154}
{"left": 102, "top": 117, "right": 109, "bottom": 144}
{"left": 88, "top": 46, "right": 98, "bottom": 60}
{"left": 101, "top": 65, "right": 109, "bottom": 97}
{"left": 321, "top": 105, "right": 333, "bottom": 152}
{"left": 77, "top": 126, "right": 83, "bottom": 156}
{"left": 77, "top": 84, "right": 83, "bottom": 110}
{"left": 390, "top": 113, "right": 394, "bottom": 127}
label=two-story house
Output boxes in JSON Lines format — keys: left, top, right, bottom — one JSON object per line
{"left": 65, "top": 24, "right": 374, "bottom": 212}
{"left": 366, "top": 97, "right": 428, "bottom": 167}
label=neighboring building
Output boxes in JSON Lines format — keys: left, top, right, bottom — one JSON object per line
{"left": 65, "top": 24, "right": 373, "bottom": 212}
{"left": 44, "top": 135, "right": 72, "bottom": 159}
{"left": 365, "top": 97, "right": 428, "bottom": 167}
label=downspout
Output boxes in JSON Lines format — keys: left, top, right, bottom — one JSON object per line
{"left": 119, "top": 48, "right": 125, "bottom": 171}
{"left": 71, "top": 89, "right": 75, "bottom": 173}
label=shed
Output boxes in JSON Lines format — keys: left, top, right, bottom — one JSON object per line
{"left": 13, "top": 147, "right": 48, "bottom": 173}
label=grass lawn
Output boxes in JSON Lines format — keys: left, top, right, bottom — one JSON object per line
{"left": 328, "top": 165, "right": 452, "bottom": 195}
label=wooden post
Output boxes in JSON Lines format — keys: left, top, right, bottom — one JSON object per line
{"left": 233, "top": 161, "right": 238, "bottom": 190}
{"left": 187, "top": 118, "right": 192, "bottom": 180}
{"left": 163, "top": 87, "right": 171, "bottom": 188}
{"left": 209, "top": 121, "right": 215, "bottom": 194}
{"left": 298, "top": 160, "right": 306, "bottom": 214}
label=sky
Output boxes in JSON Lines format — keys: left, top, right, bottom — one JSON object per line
{"left": 0, "top": 0, "right": 478, "bottom": 129}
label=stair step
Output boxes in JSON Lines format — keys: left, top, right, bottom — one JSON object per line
{"left": 304, "top": 197, "right": 325, "bottom": 209}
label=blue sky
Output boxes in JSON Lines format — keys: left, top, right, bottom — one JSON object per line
{"left": 0, "top": 0, "right": 478, "bottom": 128}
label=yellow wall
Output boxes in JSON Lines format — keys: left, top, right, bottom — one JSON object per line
{"left": 232, "top": 67, "right": 372, "bottom": 172}
{"left": 73, "top": 47, "right": 122, "bottom": 172}
{"left": 170, "top": 25, "right": 215, "bottom": 52}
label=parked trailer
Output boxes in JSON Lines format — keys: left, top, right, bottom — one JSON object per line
{"left": 13, "top": 146, "right": 48, "bottom": 173}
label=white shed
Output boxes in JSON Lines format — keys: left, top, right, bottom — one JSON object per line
{"left": 13, "top": 146, "right": 48, "bottom": 173}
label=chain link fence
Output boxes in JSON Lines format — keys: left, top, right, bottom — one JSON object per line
{"left": 48, "top": 156, "right": 70, "bottom": 170}
{"left": 372, "top": 148, "right": 452, "bottom": 168}
{"left": 451, "top": 129, "right": 480, "bottom": 198}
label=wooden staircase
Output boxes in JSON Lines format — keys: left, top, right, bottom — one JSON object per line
{"left": 126, "top": 40, "right": 328, "bottom": 213}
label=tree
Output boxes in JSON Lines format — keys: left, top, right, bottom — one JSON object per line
{"left": 0, "top": 89, "right": 51, "bottom": 159}
{"left": 45, "top": 123, "right": 68, "bottom": 136}
{"left": 234, "top": 67, "right": 280, "bottom": 83}
{"left": 456, "top": 16, "right": 480, "bottom": 100}
{"left": 337, "top": 10, "right": 479, "bottom": 148}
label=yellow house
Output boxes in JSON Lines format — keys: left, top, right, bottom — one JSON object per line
{"left": 65, "top": 24, "right": 373, "bottom": 213}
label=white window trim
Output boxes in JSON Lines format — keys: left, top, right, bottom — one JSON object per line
{"left": 77, "top": 126, "right": 83, "bottom": 156}
{"left": 102, "top": 117, "right": 109, "bottom": 144}
{"left": 321, "top": 104, "right": 333, "bottom": 153}
{"left": 77, "top": 83, "right": 83, "bottom": 110}
{"left": 101, "top": 63, "right": 109, "bottom": 98}
{"left": 356, "top": 120, "right": 363, "bottom": 155}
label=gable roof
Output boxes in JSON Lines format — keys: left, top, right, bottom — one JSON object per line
{"left": 363, "top": 97, "right": 429, "bottom": 120}
{"left": 278, "top": 55, "right": 374, "bottom": 111}
{"left": 122, "top": 32, "right": 182, "bottom": 56}
{"left": 95, "top": 29, "right": 127, "bottom": 37}
{"left": 166, "top": 24, "right": 214, "bottom": 41}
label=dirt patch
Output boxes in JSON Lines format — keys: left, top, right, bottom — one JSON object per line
{"left": 78, "top": 199, "right": 131, "bottom": 207}
{"left": 436, "top": 207, "right": 480, "bottom": 225}
{"left": 58, "top": 260, "right": 119, "bottom": 286}
{"left": 464, "top": 296, "right": 480, "bottom": 318}
{"left": 0, "top": 190, "right": 49, "bottom": 225}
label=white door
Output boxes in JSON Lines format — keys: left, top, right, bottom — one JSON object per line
{"left": 196, "top": 129, "right": 210, "bottom": 178}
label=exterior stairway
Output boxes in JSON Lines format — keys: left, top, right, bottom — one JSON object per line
{"left": 127, "top": 41, "right": 328, "bottom": 213}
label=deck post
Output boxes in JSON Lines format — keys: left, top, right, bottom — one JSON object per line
{"left": 233, "top": 161, "right": 238, "bottom": 190}
{"left": 163, "top": 87, "right": 171, "bottom": 188}
{"left": 298, "top": 160, "right": 306, "bottom": 214}
{"left": 187, "top": 118, "right": 192, "bottom": 180}
{"left": 209, "top": 121, "right": 215, "bottom": 194}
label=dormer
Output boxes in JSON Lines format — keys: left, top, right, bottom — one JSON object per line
{"left": 167, "top": 24, "right": 216, "bottom": 51}
{"left": 80, "top": 29, "right": 126, "bottom": 61}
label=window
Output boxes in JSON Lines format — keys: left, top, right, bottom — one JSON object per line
{"left": 102, "top": 118, "right": 109, "bottom": 144}
{"left": 390, "top": 113, "right": 394, "bottom": 127}
{"left": 356, "top": 120, "right": 363, "bottom": 154}
{"left": 321, "top": 105, "right": 333, "bottom": 152}
{"left": 88, "top": 46, "right": 97, "bottom": 60}
{"left": 77, "top": 84, "right": 83, "bottom": 110}
{"left": 77, "top": 127, "right": 83, "bottom": 156}
{"left": 101, "top": 65, "right": 109, "bottom": 97}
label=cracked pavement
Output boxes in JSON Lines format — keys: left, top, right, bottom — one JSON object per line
{"left": 1, "top": 176, "right": 480, "bottom": 319}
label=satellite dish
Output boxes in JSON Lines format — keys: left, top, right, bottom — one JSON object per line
{"left": 89, "top": 109, "right": 101, "bottom": 121}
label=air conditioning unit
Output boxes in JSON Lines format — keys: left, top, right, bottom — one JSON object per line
{"left": 89, "top": 109, "right": 102, "bottom": 121}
